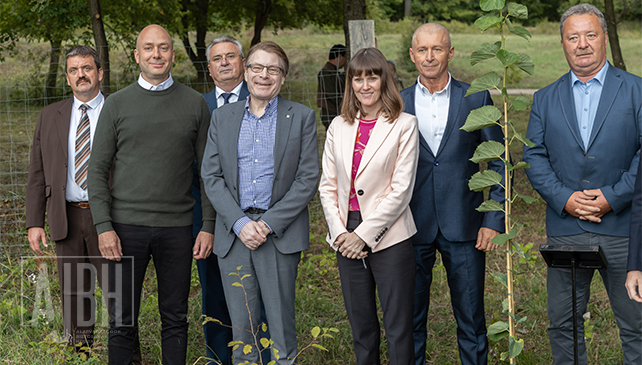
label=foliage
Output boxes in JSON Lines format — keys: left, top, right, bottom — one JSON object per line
{"left": 461, "top": 0, "right": 538, "bottom": 362}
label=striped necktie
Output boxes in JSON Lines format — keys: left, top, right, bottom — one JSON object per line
{"left": 74, "top": 104, "right": 91, "bottom": 190}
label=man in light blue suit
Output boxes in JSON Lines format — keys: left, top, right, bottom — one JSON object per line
{"left": 400, "top": 23, "right": 505, "bottom": 365}
{"left": 194, "top": 35, "right": 250, "bottom": 365}
{"left": 523, "top": 4, "right": 642, "bottom": 364}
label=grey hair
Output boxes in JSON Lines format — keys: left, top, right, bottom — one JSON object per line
{"left": 411, "top": 23, "right": 452, "bottom": 49}
{"left": 206, "top": 35, "right": 244, "bottom": 62}
{"left": 560, "top": 4, "right": 607, "bottom": 37}
{"left": 65, "top": 46, "right": 101, "bottom": 72}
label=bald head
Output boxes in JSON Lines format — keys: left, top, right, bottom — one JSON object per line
{"left": 134, "top": 24, "right": 175, "bottom": 85}
{"left": 412, "top": 23, "right": 451, "bottom": 50}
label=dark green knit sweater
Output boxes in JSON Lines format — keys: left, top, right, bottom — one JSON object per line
{"left": 88, "top": 81, "right": 214, "bottom": 234}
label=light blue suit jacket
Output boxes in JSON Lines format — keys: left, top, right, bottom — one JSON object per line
{"left": 401, "top": 78, "right": 505, "bottom": 244}
{"left": 523, "top": 63, "right": 642, "bottom": 237}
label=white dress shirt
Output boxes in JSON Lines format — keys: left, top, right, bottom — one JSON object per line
{"left": 414, "top": 74, "right": 452, "bottom": 154}
{"left": 215, "top": 82, "right": 243, "bottom": 108}
{"left": 66, "top": 92, "right": 105, "bottom": 202}
{"left": 137, "top": 73, "right": 174, "bottom": 90}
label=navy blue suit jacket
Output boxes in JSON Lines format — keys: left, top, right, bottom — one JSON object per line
{"left": 629, "top": 160, "right": 642, "bottom": 271}
{"left": 401, "top": 78, "right": 505, "bottom": 244}
{"left": 193, "top": 82, "right": 251, "bottom": 236}
{"left": 523, "top": 64, "right": 642, "bottom": 238}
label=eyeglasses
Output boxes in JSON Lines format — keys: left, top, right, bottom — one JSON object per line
{"left": 246, "top": 63, "right": 283, "bottom": 75}
{"left": 211, "top": 53, "right": 239, "bottom": 63}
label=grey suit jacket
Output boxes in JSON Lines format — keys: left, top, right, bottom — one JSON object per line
{"left": 26, "top": 98, "right": 74, "bottom": 241}
{"left": 201, "top": 96, "right": 319, "bottom": 257}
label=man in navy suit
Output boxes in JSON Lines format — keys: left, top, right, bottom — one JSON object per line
{"left": 195, "top": 35, "right": 249, "bottom": 365}
{"left": 400, "top": 23, "right": 505, "bottom": 365}
{"left": 523, "top": 4, "right": 642, "bottom": 364}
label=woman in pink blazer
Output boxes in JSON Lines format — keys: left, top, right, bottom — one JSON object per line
{"left": 318, "top": 47, "right": 419, "bottom": 365}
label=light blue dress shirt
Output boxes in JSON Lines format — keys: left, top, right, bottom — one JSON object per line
{"left": 232, "top": 96, "right": 278, "bottom": 236}
{"left": 571, "top": 62, "right": 609, "bottom": 150}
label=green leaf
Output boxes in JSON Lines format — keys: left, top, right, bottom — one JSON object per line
{"left": 507, "top": 2, "right": 528, "bottom": 19}
{"left": 471, "top": 141, "right": 504, "bottom": 163}
{"left": 511, "top": 26, "right": 532, "bottom": 40}
{"left": 476, "top": 200, "right": 505, "bottom": 212}
{"left": 261, "top": 323, "right": 268, "bottom": 332}
{"left": 468, "top": 170, "right": 503, "bottom": 191}
{"left": 466, "top": 72, "right": 501, "bottom": 96}
{"left": 462, "top": 105, "right": 502, "bottom": 132}
{"left": 471, "top": 42, "right": 500, "bottom": 66}
{"left": 488, "top": 321, "right": 509, "bottom": 341}
{"left": 511, "top": 95, "right": 531, "bottom": 111}
{"left": 475, "top": 16, "right": 503, "bottom": 32}
{"left": 497, "top": 49, "right": 520, "bottom": 67}
{"left": 232, "top": 282, "right": 243, "bottom": 287}
{"left": 502, "top": 298, "right": 509, "bottom": 312}
{"left": 507, "top": 161, "right": 529, "bottom": 171}
{"left": 509, "top": 336, "right": 525, "bottom": 358}
{"left": 492, "top": 227, "right": 518, "bottom": 245}
{"left": 516, "top": 53, "right": 534, "bottom": 75}
{"left": 241, "top": 274, "right": 251, "bottom": 280}
{"left": 243, "top": 344, "right": 252, "bottom": 354}
{"left": 311, "top": 344, "right": 329, "bottom": 351}
{"left": 311, "top": 326, "right": 321, "bottom": 338}
{"left": 260, "top": 338, "right": 270, "bottom": 349}
{"left": 509, "top": 126, "right": 534, "bottom": 148}
{"left": 501, "top": 351, "right": 509, "bottom": 361}
{"left": 515, "top": 190, "right": 538, "bottom": 204}
{"left": 480, "top": 0, "right": 506, "bottom": 11}
{"left": 491, "top": 272, "right": 508, "bottom": 288}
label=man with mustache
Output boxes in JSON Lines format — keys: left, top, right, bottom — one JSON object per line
{"left": 400, "top": 23, "right": 505, "bottom": 365}
{"left": 88, "top": 24, "right": 214, "bottom": 364}
{"left": 523, "top": 4, "right": 642, "bottom": 364}
{"left": 26, "top": 45, "right": 109, "bottom": 351}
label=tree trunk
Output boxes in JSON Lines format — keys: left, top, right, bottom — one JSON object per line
{"left": 603, "top": 0, "right": 626, "bottom": 70}
{"left": 404, "top": 0, "right": 411, "bottom": 18}
{"left": 251, "top": 0, "right": 272, "bottom": 46}
{"left": 46, "top": 38, "right": 62, "bottom": 103}
{"left": 181, "top": 0, "right": 209, "bottom": 87}
{"left": 88, "top": 0, "right": 111, "bottom": 96}
{"left": 342, "top": 0, "right": 367, "bottom": 61}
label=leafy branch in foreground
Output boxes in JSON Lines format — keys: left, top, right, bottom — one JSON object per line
{"left": 202, "top": 266, "right": 337, "bottom": 365}
{"left": 461, "top": 0, "right": 539, "bottom": 363}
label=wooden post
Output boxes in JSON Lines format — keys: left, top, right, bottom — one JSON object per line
{"left": 348, "top": 20, "right": 375, "bottom": 57}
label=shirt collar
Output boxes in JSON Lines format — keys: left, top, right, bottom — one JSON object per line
{"left": 215, "top": 82, "right": 243, "bottom": 99}
{"left": 245, "top": 96, "right": 279, "bottom": 118}
{"left": 137, "top": 73, "right": 174, "bottom": 91}
{"left": 571, "top": 61, "right": 609, "bottom": 86}
{"left": 416, "top": 73, "right": 452, "bottom": 97}
{"left": 73, "top": 91, "right": 104, "bottom": 110}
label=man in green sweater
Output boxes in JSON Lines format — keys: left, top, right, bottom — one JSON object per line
{"left": 88, "top": 24, "right": 214, "bottom": 365}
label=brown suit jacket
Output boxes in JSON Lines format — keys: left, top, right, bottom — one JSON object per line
{"left": 26, "top": 98, "right": 74, "bottom": 241}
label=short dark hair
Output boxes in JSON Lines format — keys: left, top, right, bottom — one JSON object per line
{"left": 65, "top": 46, "right": 101, "bottom": 72}
{"left": 328, "top": 44, "right": 347, "bottom": 61}
{"left": 560, "top": 4, "right": 607, "bottom": 37}
{"left": 245, "top": 41, "right": 289, "bottom": 76}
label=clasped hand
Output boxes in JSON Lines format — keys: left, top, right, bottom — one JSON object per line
{"left": 335, "top": 232, "right": 368, "bottom": 259}
{"left": 239, "top": 220, "right": 271, "bottom": 250}
{"left": 565, "top": 189, "right": 612, "bottom": 223}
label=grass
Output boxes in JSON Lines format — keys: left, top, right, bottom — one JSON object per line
{"left": 1, "top": 20, "right": 641, "bottom": 364}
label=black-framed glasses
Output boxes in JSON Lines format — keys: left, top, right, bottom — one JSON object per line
{"left": 246, "top": 63, "right": 283, "bottom": 75}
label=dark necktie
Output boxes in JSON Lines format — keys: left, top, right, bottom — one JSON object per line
{"left": 222, "top": 92, "right": 233, "bottom": 105}
{"left": 74, "top": 104, "right": 91, "bottom": 190}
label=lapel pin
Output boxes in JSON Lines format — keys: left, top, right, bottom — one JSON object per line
{"left": 286, "top": 115, "right": 290, "bottom": 118}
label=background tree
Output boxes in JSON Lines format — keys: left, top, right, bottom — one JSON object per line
{"left": 0, "top": 0, "right": 88, "bottom": 101}
{"left": 88, "top": 0, "right": 111, "bottom": 95}
{"left": 343, "top": 0, "right": 367, "bottom": 57}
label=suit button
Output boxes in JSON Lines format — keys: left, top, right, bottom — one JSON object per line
{"left": 434, "top": 161, "right": 439, "bottom": 166}
{"left": 357, "top": 190, "right": 364, "bottom": 196}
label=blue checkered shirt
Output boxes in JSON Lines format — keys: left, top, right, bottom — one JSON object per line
{"left": 232, "top": 96, "right": 278, "bottom": 235}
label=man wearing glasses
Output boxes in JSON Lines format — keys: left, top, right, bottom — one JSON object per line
{"left": 201, "top": 41, "right": 319, "bottom": 364}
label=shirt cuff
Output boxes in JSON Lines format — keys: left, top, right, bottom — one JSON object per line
{"left": 233, "top": 216, "right": 252, "bottom": 237}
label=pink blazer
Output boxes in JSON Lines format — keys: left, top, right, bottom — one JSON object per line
{"left": 319, "top": 112, "right": 419, "bottom": 253}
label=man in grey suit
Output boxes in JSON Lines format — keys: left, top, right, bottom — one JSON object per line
{"left": 201, "top": 41, "right": 319, "bottom": 364}
{"left": 523, "top": 4, "right": 642, "bottom": 364}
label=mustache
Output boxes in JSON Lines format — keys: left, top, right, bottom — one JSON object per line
{"left": 76, "top": 77, "right": 91, "bottom": 85}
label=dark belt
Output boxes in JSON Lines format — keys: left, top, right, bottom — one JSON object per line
{"left": 67, "top": 201, "right": 90, "bottom": 209}
{"left": 244, "top": 207, "right": 267, "bottom": 214}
